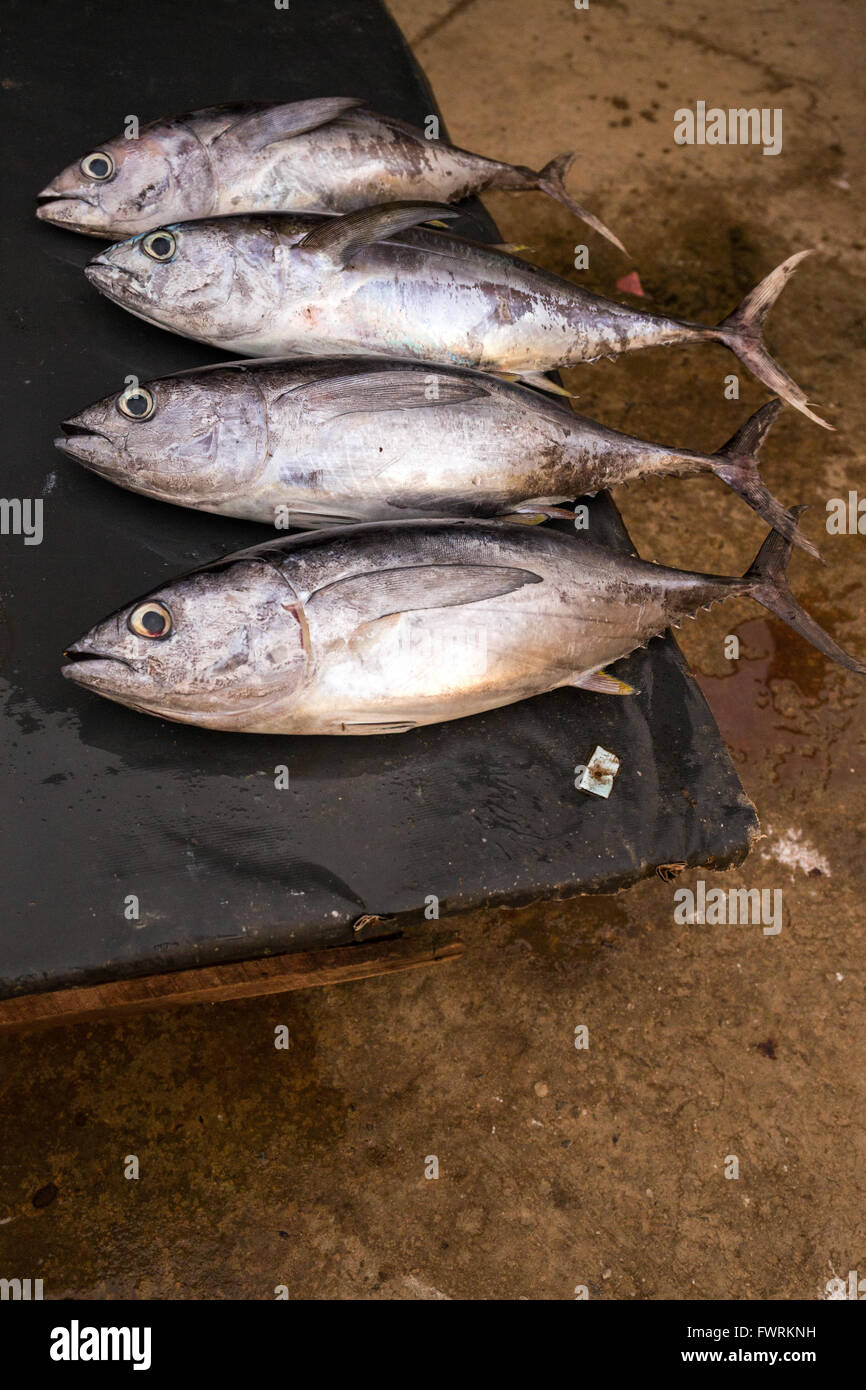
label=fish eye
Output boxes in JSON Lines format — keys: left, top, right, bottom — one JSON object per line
{"left": 117, "top": 385, "right": 155, "bottom": 421}
{"left": 129, "top": 601, "right": 172, "bottom": 639}
{"left": 80, "top": 151, "right": 115, "bottom": 181}
{"left": 142, "top": 230, "right": 176, "bottom": 262}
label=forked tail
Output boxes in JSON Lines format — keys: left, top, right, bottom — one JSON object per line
{"left": 712, "top": 251, "right": 832, "bottom": 429}
{"left": 744, "top": 507, "right": 865, "bottom": 673}
{"left": 709, "top": 399, "right": 821, "bottom": 559}
{"left": 532, "top": 153, "right": 628, "bottom": 255}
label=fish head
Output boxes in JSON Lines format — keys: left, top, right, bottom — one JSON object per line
{"left": 56, "top": 369, "right": 270, "bottom": 508}
{"left": 84, "top": 219, "right": 286, "bottom": 342}
{"left": 36, "top": 124, "right": 210, "bottom": 238}
{"left": 62, "top": 556, "right": 309, "bottom": 729}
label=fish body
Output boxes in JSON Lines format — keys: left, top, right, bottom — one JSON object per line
{"left": 56, "top": 359, "right": 813, "bottom": 552}
{"left": 36, "top": 98, "right": 623, "bottom": 248}
{"left": 85, "top": 211, "right": 698, "bottom": 366}
{"left": 83, "top": 204, "right": 830, "bottom": 427}
{"left": 62, "top": 516, "right": 863, "bottom": 735}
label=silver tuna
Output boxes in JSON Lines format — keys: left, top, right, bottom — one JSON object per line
{"left": 55, "top": 359, "right": 816, "bottom": 555}
{"left": 62, "top": 515, "right": 863, "bottom": 735}
{"left": 82, "top": 203, "right": 831, "bottom": 427}
{"left": 36, "top": 97, "right": 624, "bottom": 250}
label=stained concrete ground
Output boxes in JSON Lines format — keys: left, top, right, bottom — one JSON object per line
{"left": 1, "top": 0, "right": 864, "bottom": 1300}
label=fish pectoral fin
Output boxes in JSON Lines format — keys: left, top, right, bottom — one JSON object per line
{"left": 572, "top": 668, "right": 637, "bottom": 695}
{"left": 308, "top": 563, "right": 543, "bottom": 623}
{"left": 211, "top": 97, "right": 366, "bottom": 151}
{"left": 279, "top": 369, "right": 492, "bottom": 420}
{"left": 297, "top": 201, "right": 459, "bottom": 267}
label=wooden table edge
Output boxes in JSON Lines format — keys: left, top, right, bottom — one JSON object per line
{"left": 0, "top": 933, "right": 465, "bottom": 1034}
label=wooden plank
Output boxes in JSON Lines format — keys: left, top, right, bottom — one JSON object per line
{"left": 0, "top": 934, "right": 465, "bottom": 1034}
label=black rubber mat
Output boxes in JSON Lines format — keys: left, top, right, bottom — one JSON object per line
{"left": 0, "top": 0, "right": 757, "bottom": 999}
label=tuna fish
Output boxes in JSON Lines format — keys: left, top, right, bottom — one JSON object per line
{"left": 82, "top": 203, "right": 831, "bottom": 428}
{"left": 62, "top": 513, "right": 863, "bottom": 735}
{"left": 36, "top": 97, "right": 625, "bottom": 249}
{"left": 55, "top": 359, "right": 817, "bottom": 555}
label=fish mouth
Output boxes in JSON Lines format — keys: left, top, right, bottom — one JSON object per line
{"left": 37, "top": 189, "right": 95, "bottom": 206}
{"left": 55, "top": 420, "right": 123, "bottom": 474}
{"left": 84, "top": 260, "right": 144, "bottom": 300}
{"left": 36, "top": 191, "right": 102, "bottom": 232}
{"left": 61, "top": 652, "right": 204, "bottom": 724}
{"left": 63, "top": 646, "right": 130, "bottom": 665}
{"left": 62, "top": 647, "right": 137, "bottom": 687}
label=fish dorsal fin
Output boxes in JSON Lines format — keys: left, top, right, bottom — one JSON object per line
{"left": 279, "top": 369, "right": 493, "bottom": 420}
{"left": 297, "top": 201, "right": 458, "bottom": 267}
{"left": 307, "top": 563, "right": 542, "bottom": 624}
{"left": 212, "top": 97, "right": 366, "bottom": 152}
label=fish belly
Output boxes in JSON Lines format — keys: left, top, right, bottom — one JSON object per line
{"left": 283, "top": 586, "right": 656, "bottom": 734}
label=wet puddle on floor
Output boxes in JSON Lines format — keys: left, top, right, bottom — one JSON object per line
{"left": 693, "top": 612, "right": 862, "bottom": 796}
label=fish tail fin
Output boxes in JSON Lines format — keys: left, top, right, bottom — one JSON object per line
{"left": 744, "top": 507, "right": 866, "bottom": 673}
{"left": 709, "top": 399, "right": 821, "bottom": 560}
{"left": 531, "top": 153, "right": 628, "bottom": 255}
{"left": 712, "top": 251, "right": 833, "bottom": 429}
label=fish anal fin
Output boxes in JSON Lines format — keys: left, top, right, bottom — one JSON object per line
{"left": 573, "top": 668, "right": 637, "bottom": 695}
{"left": 515, "top": 372, "right": 578, "bottom": 399}
{"left": 340, "top": 720, "right": 417, "bottom": 735}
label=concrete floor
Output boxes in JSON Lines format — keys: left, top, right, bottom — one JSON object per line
{"left": 1, "top": 0, "right": 864, "bottom": 1298}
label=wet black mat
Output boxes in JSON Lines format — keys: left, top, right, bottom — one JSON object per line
{"left": 1, "top": 0, "right": 757, "bottom": 999}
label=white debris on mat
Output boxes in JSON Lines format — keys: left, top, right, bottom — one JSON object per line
{"left": 576, "top": 745, "right": 621, "bottom": 799}
{"left": 761, "top": 827, "right": 831, "bottom": 878}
